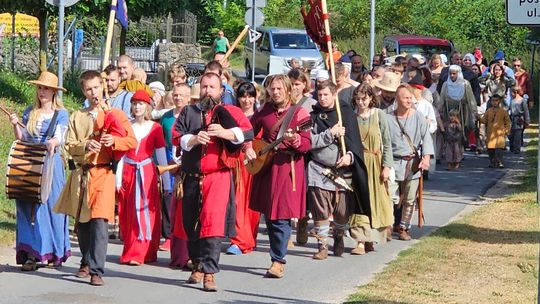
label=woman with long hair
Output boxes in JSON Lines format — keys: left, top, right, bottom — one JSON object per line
{"left": 118, "top": 90, "right": 171, "bottom": 265}
{"left": 349, "top": 84, "right": 394, "bottom": 254}
{"left": 9, "top": 71, "right": 71, "bottom": 270}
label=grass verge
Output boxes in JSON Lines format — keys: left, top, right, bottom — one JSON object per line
{"left": 346, "top": 127, "right": 539, "bottom": 304}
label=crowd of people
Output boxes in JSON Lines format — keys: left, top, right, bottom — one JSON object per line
{"left": 8, "top": 44, "right": 531, "bottom": 292}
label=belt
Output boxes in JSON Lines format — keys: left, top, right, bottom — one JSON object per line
{"left": 80, "top": 163, "right": 112, "bottom": 171}
{"left": 124, "top": 157, "right": 153, "bottom": 241}
{"left": 185, "top": 172, "right": 205, "bottom": 178}
{"left": 398, "top": 155, "right": 416, "bottom": 161}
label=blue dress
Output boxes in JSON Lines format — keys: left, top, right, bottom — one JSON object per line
{"left": 15, "top": 107, "right": 71, "bottom": 265}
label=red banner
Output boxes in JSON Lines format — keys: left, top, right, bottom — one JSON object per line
{"left": 301, "top": 0, "right": 329, "bottom": 52}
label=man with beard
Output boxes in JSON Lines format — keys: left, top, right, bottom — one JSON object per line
{"left": 350, "top": 55, "right": 368, "bottom": 81}
{"left": 373, "top": 72, "right": 401, "bottom": 111}
{"left": 308, "top": 80, "right": 370, "bottom": 259}
{"left": 246, "top": 74, "right": 311, "bottom": 278}
{"left": 174, "top": 72, "right": 253, "bottom": 291}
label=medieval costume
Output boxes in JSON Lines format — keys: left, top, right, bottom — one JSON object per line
{"left": 56, "top": 107, "right": 136, "bottom": 283}
{"left": 173, "top": 101, "right": 252, "bottom": 289}
{"left": 308, "top": 101, "right": 371, "bottom": 259}
{"left": 16, "top": 107, "right": 71, "bottom": 269}
{"left": 249, "top": 102, "right": 311, "bottom": 277}
{"left": 118, "top": 112, "right": 171, "bottom": 265}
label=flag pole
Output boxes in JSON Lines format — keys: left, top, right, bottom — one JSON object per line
{"left": 320, "top": 0, "right": 346, "bottom": 156}
{"left": 103, "top": 0, "right": 118, "bottom": 70}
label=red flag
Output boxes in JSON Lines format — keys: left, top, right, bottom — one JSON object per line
{"left": 301, "top": 0, "right": 329, "bottom": 52}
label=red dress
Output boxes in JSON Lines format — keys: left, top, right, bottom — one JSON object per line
{"left": 230, "top": 148, "right": 261, "bottom": 253}
{"left": 119, "top": 122, "right": 165, "bottom": 264}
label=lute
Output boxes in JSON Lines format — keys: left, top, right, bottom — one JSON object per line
{"left": 244, "top": 119, "right": 312, "bottom": 175}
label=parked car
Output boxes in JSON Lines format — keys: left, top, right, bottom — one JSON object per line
{"left": 243, "top": 27, "right": 325, "bottom": 79}
{"left": 383, "top": 35, "right": 454, "bottom": 60}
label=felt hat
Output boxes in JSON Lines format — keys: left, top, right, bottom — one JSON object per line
{"left": 131, "top": 90, "right": 152, "bottom": 105}
{"left": 190, "top": 83, "right": 200, "bottom": 100}
{"left": 373, "top": 72, "right": 401, "bottom": 92}
{"left": 28, "top": 71, "right": 66, "bottom": 92}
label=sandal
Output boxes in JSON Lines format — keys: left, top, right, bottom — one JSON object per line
{"left": 21, "top": 258, "right": 37, "bottom": 271}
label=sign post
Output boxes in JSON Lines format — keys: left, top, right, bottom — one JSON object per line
{"left": 245, "top": 0, "right": 265, "bottom": 82}
{"left": 46, "top": 0, "right": 79, "bottom": 100}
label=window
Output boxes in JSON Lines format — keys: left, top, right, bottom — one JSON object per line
{"left": 272, "top": 33, "right": 316, "bottom": 49}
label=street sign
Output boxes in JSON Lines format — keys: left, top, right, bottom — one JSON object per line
{"left": 244, "top": 8, "right": 264, "bottom": 28}
{"left": 248, "top": 28, "right": 262, "bottom": 43}
{"left": 45, "top": 0, "right": 80, "bottom": 7}
{"left": 246, "top": 0, "right": 266, "bottom": 7}
{"left": 506, "top": 0, "right": 540, "bottom": 26}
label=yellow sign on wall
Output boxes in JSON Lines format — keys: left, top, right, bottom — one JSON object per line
{"left": 0, "top": 13, "right": 40, "bottom": 37}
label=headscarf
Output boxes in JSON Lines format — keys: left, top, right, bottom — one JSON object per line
{"left": 446, "top": 65, "right": 465, "bottom": 100}
{"left": 463, "top": 53, "right": 476, "bottom": 67}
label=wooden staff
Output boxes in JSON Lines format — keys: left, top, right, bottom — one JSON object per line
{"left": 320, "top": 0, "right": 346, "bottom": 156}
{"left": 0, "top": 99, "right": 25, "bottom": 128}
{"left": 417, "top": 170, "right": 424, "bottom": 228}
{"left": 102, "top": 0, "right": 118, "bottom": 70}
{"left": 220, "top": 25, "right": 250, "bottom": 65}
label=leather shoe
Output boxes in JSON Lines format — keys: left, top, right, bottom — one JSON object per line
{"left": 351, "top": 242, "right": 366, "bottom": 255}
{"left": 398, "top": 227, "right": 412, "bottom": 241}
{"left": 76, "top": 265, "right": 90, "bottom": 278}
{"left": 187, "top": 271, "right": 203, "bottom": 284}
{"left": 203, "top": 273, "right": 218, "bottom": 292}
{"left": 90, "top": 274, "right": 104, "bottom": 286}
{"left": 265, "top": 261, "right": 284, "bottom": 278}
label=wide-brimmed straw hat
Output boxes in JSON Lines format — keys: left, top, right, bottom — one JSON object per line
{"left": 373, "top": 72, "right": 401, "bottom": 92}
{"left": 28, "top": 71, "right": 66, "bottom": 92}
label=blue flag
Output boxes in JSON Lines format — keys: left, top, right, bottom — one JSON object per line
{"left": 113, "top": 0, "right": 128, "bottom": 29}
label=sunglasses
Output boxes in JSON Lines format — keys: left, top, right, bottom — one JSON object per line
{"left": 514, "top": 64, "right": 521, "bottom": 67}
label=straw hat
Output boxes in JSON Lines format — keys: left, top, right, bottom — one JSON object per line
{"left": 28, "top": 71, "right": 66, "bottom": 92}
{"left": 373, "top": 72, "right": 401, "bottom": 92}
{"left": 191, "top": 83, "right": 200, "bottom": 100}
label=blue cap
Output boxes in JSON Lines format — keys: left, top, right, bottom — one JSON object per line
{"left": 494, "top": 50, "right": 505, "bottom": 61}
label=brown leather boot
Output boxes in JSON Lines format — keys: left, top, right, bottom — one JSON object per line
{"left": 386, "top": 226, "right": 393, "bottom": 242}
{"left": 296, "top": 216, "right": 309, "bottom": 245}
{"left": 203, "top": 273, "right": 217, "bottom": 292}
{"left": 333, "top": 230, "right": 345, "bottom": 257}
{"left": 90, "top": 274, "right": 104, "bottom": 286}
{"left": 365, "top": 242, "right": 375, "bottom": 252}
{"left": 350, "top": 242, "right": 366, "bottom": 255}
{"left": 265, "top": 261, "right": 284, "bottom": 278}
{"left": 76, "top": 265, "right": 90, "bottom": 278}
{"left": 187, "top": 270, "right": 203, "bottom": 284}
{"left": 312, "top": 239, "right": 328, "bottom": 260}
{"left": 398, "top": 227, "right": 412, "bottom": 241}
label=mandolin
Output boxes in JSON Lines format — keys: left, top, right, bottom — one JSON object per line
{"left": 244, "top": 119, "right": 312, "bottom": 175}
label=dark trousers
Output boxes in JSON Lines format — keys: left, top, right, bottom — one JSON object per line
{"left": 265, "top": 219, "right": 291, "bottom": 264}
{"left": 161, "top": 194, "right": 172, "bottom": 239}
{"left": 488, "top": 148, "right": 504, "bottom": 164}
{"left": 187, "top": 237, "right": 221, "bottom": 274}
{"left": 78, "top": 218, "right": 108, "bottom": 277}
{"left": 393, "top": 205, "right": 402, "bottom": 227}
{"left": 509, "top": 129, "right": 523, "bottom": 152}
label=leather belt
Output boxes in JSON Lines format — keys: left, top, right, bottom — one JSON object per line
{"left": 398, "top": 155, "right": 415, "bottom": 161}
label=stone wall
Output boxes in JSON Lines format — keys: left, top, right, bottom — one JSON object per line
{"left": 156, "top": 42, "right": 203, "bottom": 85}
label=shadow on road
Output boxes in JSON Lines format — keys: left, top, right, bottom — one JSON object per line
{"left": 221, "top": 289, "right": 329, "bottom": 304}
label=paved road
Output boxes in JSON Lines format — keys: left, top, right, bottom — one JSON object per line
{"left": 0, "top": 150, "right": 522, "bottom": 304}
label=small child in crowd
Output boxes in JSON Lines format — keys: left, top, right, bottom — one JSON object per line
{"left": 480, "top": 94, "right": 510, "bottom": 168}
{"left": 444, "top": 110, "right": 463, "bottom": 170}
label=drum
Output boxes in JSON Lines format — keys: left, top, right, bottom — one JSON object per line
{"left": 6, "top": 140, "right": 53, "bottom": 204}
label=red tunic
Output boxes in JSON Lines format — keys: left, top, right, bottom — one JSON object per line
{"left": 173, "top": 104, "right": 253, "bottom": 240}
{"left": 249, "top": 103, "right": 311, "bottom": 220}
{"left": 119, "top": 122, "right": 165, "bottom": 264}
